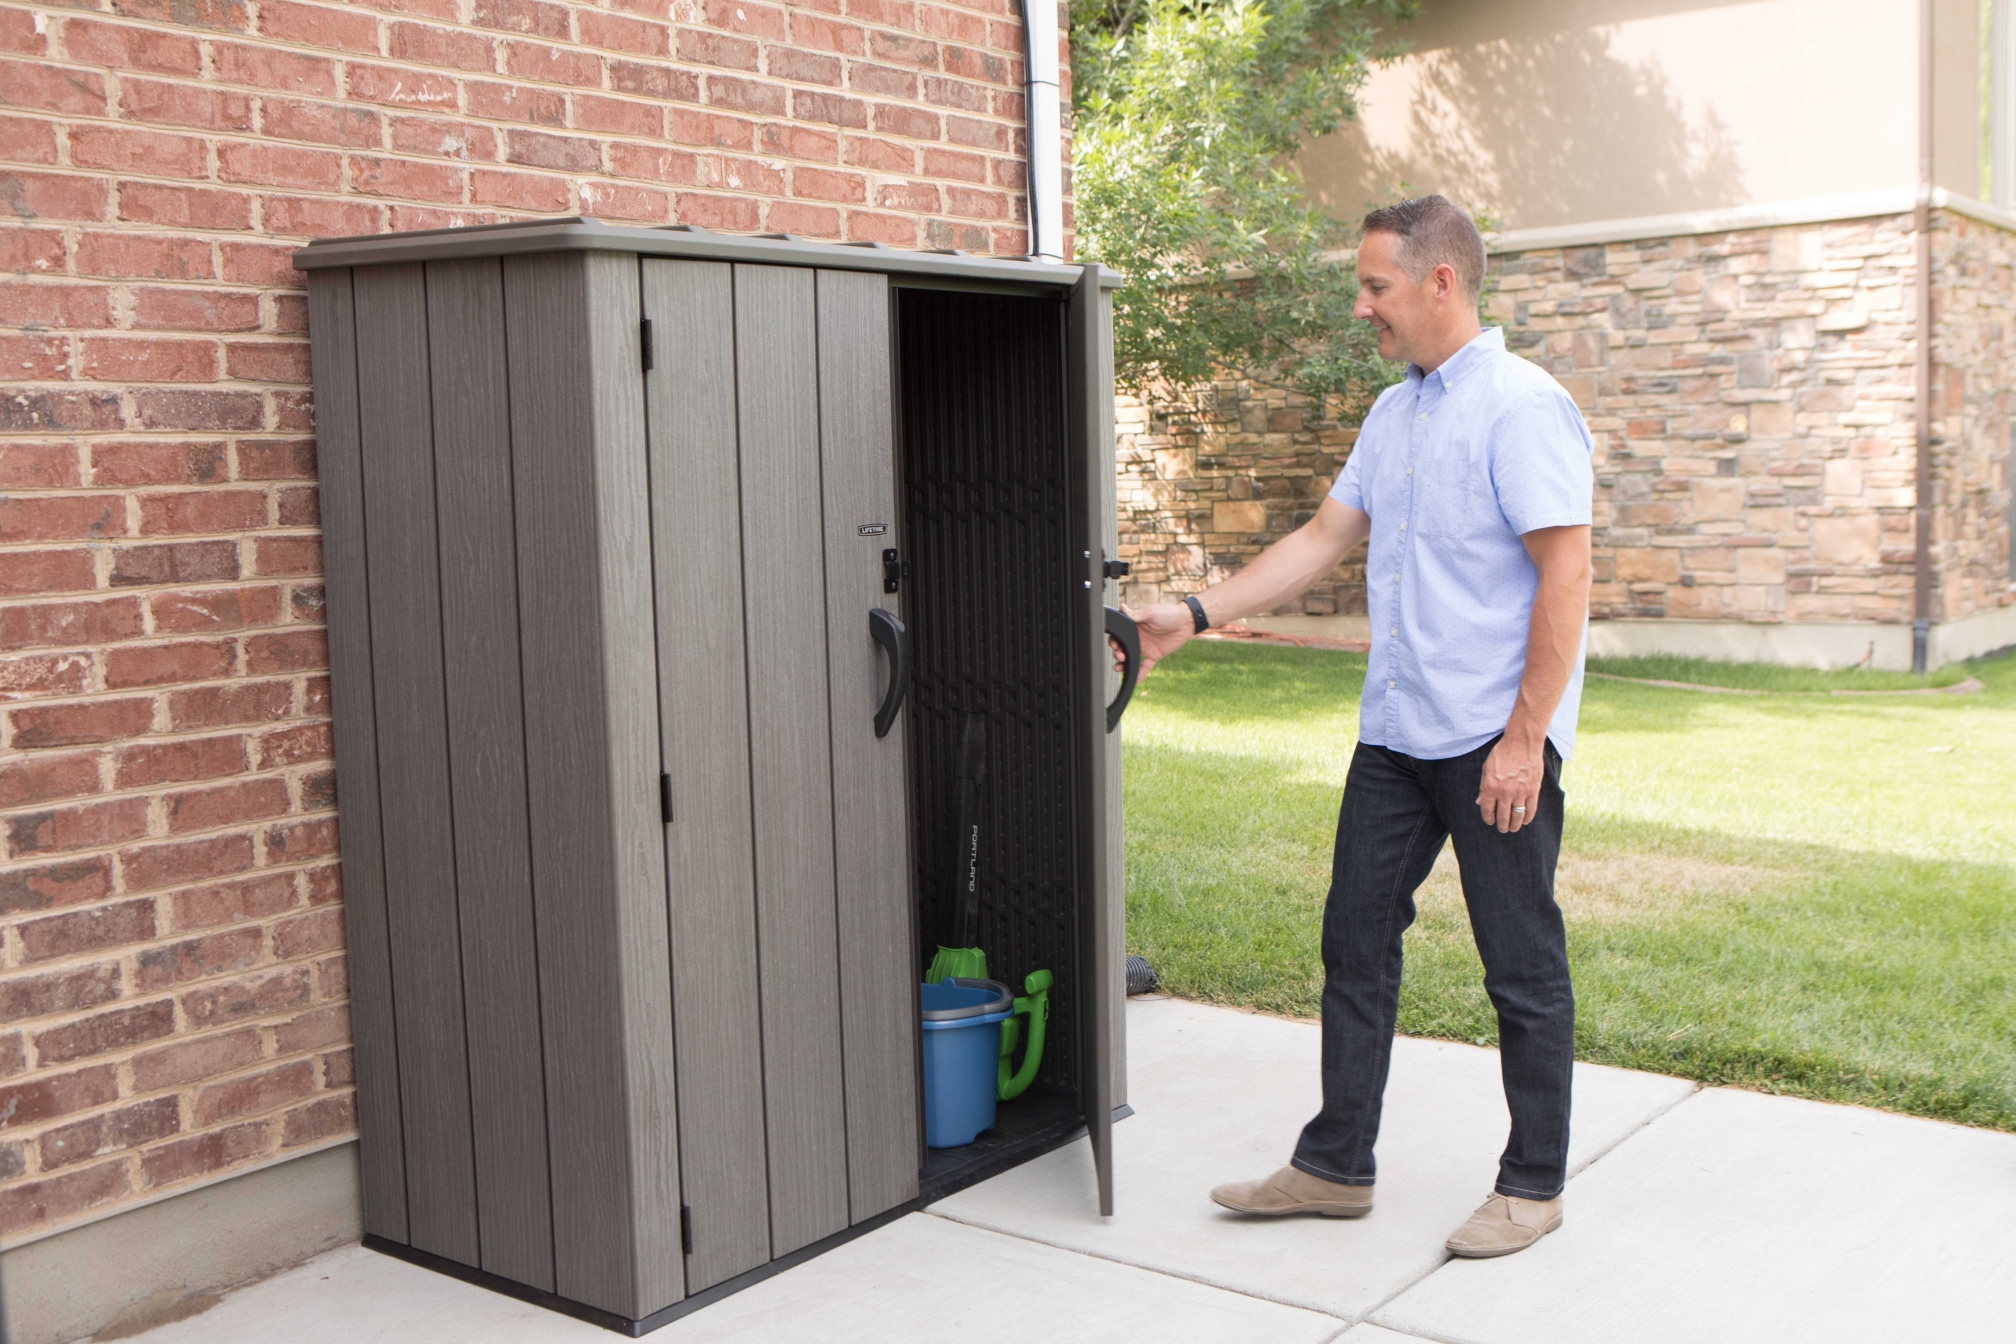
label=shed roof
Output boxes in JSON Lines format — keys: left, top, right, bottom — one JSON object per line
{"left": 293, "top": 217, "right": 1121, "bottom": 289}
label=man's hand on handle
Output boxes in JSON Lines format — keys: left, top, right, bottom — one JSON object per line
{"left": 1118, "top": 601, "right": 1197, "bottom": 675}
{"left": 1109, "top": 498, "right": 1372, "bottom": 679}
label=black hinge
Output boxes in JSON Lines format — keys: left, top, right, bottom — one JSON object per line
{"left": 640, "top": 318, "right": 655, "bottom": 371}
{"left": 680, "top": 1205, "right": 693, "bottom": 1255}
{"left": 659, "top": 773, "right": 672, "bottom": 824}
{"left": 1102, "top": 558, "right": 1131, "bottom": 580}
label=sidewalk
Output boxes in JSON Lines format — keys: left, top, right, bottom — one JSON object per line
{"left": 121, "top": 997, "right": 2016, "bottom": 1344}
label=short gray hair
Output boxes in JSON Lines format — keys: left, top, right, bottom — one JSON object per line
{"left": 1361, "top": 194, "right": 1485, "bottom": 303}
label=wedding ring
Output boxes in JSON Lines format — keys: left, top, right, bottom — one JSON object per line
{"left": 1512, "top": 805, "right": 1526, "bottom": 814}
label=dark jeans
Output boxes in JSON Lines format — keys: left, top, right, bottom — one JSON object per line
{"left": 1290, "top": 737, "right": 1575, "bottom": 1199}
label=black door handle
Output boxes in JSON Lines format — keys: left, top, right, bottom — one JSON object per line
{"left": 1104, "top": 606, "right": 1139, "bottom": 733}
{"left": 869, "top": 607, "right": 909, "bottom": 738}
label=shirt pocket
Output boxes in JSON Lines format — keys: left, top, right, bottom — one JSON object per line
{"left": 1412, "top": 437, "right": 1487, "bottom": 537}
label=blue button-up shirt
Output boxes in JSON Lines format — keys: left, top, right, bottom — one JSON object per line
{"left": 1330, "top": 327, "right": 1595, "bottom": 760}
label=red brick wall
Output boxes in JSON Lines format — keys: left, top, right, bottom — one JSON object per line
{"left": 0, "top": 0, "right": 1063, "bottom": 1243}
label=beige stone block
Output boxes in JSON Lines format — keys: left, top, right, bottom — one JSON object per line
{"left": 1823, "top": 458, "right": 1863, "bottom": 498}
{"left": 1810, "top": 513, "right": 1882, "bottom": 565}
{"left": 1748, "top": 401, "right": 1796, "bottom": 436}
{"left": 1614, "top": 548, "right": 1681, "bottom": 583}
{"left": 1213, "top": 501, "right": 1267, "bottom": 533}
{"left": 1778, "top": 317, "right": 1817, "bottom": 349}
{"left": 1702, "top": 274, "right": 1741, "bottom": 313}
{"left": 1153, "top": 448, "right": 1195, "bottom": 480}
{"left": 1665, "top": 585, "right": 1722, "bottom": 617}
{"left": 1815, "top": 307, "right": 1870, "bottom": 331}
{"left": 1788, "top": 593, "right": 1857, "bottom": 619}
{"left": 1735, "top": 548, "right": 1786, "bottom": 585}
{"left": 1690, "top": 479, "right": 1746, "bottom": 519}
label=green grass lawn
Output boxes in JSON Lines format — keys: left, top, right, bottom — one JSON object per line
{"left": 1122, "top": 640, "right": 2016, "bottom": 1130}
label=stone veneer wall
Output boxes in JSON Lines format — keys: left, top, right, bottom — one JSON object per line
{"left": 1115, "top": 210, "right": 2016, "bottom": 639}
{"left": 1114, "top": 384, "right": 1364, "bottom": 616}
{"left": 1932, "top": 211, "right": 2016, "bottom": 617}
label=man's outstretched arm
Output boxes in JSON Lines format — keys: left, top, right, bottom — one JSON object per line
{"left": 1126, "top": 496, "right": 1371, "bottom": 675}
{"left": 1476, "top": 524, "right": 1592, "bottom": 834}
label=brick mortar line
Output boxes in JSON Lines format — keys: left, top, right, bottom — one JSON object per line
{"left": 15, "top": 16, "right": 1034, "bottom": 92}
{"left": 1, "top": 897, "right": 344, "bottom": 989}
{"left": 11, "top": 1016, "right": 356, "bottom": 1105}
{"left": 0, "top": 795, "right": 338, "bottom": 864}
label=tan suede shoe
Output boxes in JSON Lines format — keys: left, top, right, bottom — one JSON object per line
{"left": 1209, "top": 1165, "right": 1374, "bottom": 1218}
{"left": 1444, "top": 1192, "right": 1563, "bottom": 1257}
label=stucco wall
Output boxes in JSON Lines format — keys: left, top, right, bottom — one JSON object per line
{"left": 1301, "top": 0, "right": 1923, "bottom": 231}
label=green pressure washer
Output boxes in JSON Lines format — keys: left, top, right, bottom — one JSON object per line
{"left": 923, "top": 713, "right": 1052, "bottom": 1100}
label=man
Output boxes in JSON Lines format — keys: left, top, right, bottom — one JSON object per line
{"left": 1129, "top": 194, "right": 1594, "bottom": 1258}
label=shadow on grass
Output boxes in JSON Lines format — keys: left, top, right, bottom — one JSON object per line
{"left": 1125, "top": 741, "right": 2016, "bottom": 1132}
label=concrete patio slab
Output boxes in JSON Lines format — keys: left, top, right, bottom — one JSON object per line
{"left": 124, "top": 1212, "right": 1346, "bottom": 1344}
{"left": 123, "top": 1243, "right": 610, "bottom": 1344}
{"left": 1372, "top": 1086, "right": 2016, "bottom": 1344}
{"left": 928, "top": 998, "right": 1695, "bottom": 1320}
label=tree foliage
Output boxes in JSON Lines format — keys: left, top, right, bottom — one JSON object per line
{"left": 1070, "top": 0, "right": 1413, "bottom": 414}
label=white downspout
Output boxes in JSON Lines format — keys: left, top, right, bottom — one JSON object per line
{"left": 1021, "top": 0, "right": 1064, "bottom": 262}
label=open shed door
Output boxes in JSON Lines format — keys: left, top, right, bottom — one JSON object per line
{"left": 1069, "top": 264, "right": 1122, "bottom": 1216}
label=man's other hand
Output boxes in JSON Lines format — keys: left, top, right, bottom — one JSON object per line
{"left": 1477, "top": 732, "right": 1543, "bottom": 834}
{"left": 1123, "top": 602, "right": 1196, "bottom": 676}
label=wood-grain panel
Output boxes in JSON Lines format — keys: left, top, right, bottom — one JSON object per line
{"left": 305, "top": 268, "right": 408, "bottom": 1244}
{"left": 506, "top": 252, "right": 683, "bottom": 1318}
{"left": 814, "top": 268, "right": 919, "bottom": 1223}
{"left": 640, "top": 257, "right": 771, "bottom": 1291}
{"left": 352, "top": 262, "right": 481, "bottom": 1263}
{"left": 733, "top": 263, "right": 850, "bottom": 1256}
{"left": 1068, "top": 265, "right": 1118, "bottom": 1217}
{"left": 425, "top": 256, "right": 555, "bottom": 1290}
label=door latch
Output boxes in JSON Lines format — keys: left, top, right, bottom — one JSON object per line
{"left": 1102, "top": 558, "right": 1131, "bottom": 581}
{"left": 882, "top": 548, "right": 911, "bottom": 594}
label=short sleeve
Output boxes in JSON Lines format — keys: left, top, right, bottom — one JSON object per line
{"left": 1328, "top": 438, "right": 1366, "bottom": 512}
{"left": 1490, "top": 387, "right": 1594, "bottom": 534}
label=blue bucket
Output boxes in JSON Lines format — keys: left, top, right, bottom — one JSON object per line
{"left": 920, "top": 978, "right": 1013, "bottom": 1148}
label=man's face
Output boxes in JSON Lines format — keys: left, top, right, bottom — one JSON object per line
{"left": 1354, "top": 230, "right": 1435, "bottom": 365}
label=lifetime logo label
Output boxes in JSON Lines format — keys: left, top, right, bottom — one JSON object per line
{"left": 858, "top": 523, "right": 889, "bottom": 536}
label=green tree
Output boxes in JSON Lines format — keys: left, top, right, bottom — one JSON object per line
{"left": 1071, "top": 0, "right": 1413, "bottom": 415}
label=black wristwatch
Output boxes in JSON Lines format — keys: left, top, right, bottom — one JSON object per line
{"left": 1184, "top": 594, "right": 1210, "bottom": 634}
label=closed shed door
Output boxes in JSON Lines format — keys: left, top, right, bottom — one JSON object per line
{"left": 642, "top": 259, "right": 918, "bottom": 1293}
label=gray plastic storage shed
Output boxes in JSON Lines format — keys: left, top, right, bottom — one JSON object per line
{"left": 294, "top": 219, "right": 1131, "bottom": 1334}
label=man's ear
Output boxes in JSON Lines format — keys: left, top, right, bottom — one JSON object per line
{"left": 1434, "top": 263, "right": 1457, "bottom": 303}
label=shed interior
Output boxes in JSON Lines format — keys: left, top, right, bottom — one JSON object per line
{"left": 895, "top": 285, "right": 1092, "bottom": 1197}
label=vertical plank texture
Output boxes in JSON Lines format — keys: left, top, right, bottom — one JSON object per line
{"left": 506, "top": 252, "right": 684, "bottom": 1317}
{"left": 1068, "top": 265, "right": 1119, "bottom": 1216}
{"left": 1091, "top": 278, "right": 1128, "bottom": 1115}
{"left": 734, "top": 263, "right": 851, "bottom": 1256}
{"left": 640, "top": 258, "right": 772, "bottom": 1291}
{"left": 306, "top": 268, "right": 409, "bottom": 1244}
{"left": 425, "top": 256, "right": 555, "bottom": 1291}
{"left": 814, "top": 268, "right": 920, "bottom": 1223}
{"left": 353, "top": 263, "right": 481, "bottom": 1264}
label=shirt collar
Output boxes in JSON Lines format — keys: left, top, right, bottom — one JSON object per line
{"left": 1406, "top": 327, "right": 1503, "bottom": 391}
